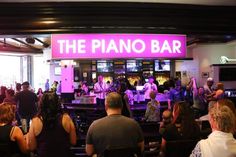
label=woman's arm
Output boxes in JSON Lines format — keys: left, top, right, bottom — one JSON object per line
{"left": 27, "top": 118, "right": 41, "bottom": 151}
{"left": 11, "top": 126, "right": 28, "bottom": 153}
{"left": 62, "top": 113, "right": 77, "bottom": 145}
{"left": 159, "top": 138, "right": 167, "bottom": 157}
{"left": 192, "top": 78, "right": 198, "bottom": 97}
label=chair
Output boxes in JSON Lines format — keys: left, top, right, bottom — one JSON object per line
{"left": 103, "top": 147, "right": 142, "bottom": 157}
{"left": 139, "top": 122, "right": 161, "bottom": 142}
{"left": 200, "top": 121, "right": 211, "bottom": 139}
{"left": 0, "top": 143, "right": 11, "bottom": 157}
{"left": 0, "top": 143, "right": 30, "bottom": 157}
{"left": 165, "top": 139, "right": 198, "bottom": 157}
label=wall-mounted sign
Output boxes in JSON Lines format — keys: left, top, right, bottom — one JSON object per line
{"left": 52, "top": 34, "right": 186, "bottom": 59}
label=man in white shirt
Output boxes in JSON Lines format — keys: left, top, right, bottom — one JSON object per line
{"left": 143, "top": 76, "right": 158, "bottom": 102}
{"left": 94, "top": 75, "right": 107, "bottom": 108}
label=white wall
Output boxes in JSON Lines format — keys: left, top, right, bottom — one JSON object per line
{"left": 176, "top": 41, "right": 236, "bottom": 88}
{"left": 32, "top": 55, "right": 50, "bottom": 91}
{"left": 50, "top": 62, "right": 61, "bottom": 85}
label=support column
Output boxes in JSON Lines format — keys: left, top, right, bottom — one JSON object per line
{"left": 170, "top": 60, "right": 176, "bottom": 79}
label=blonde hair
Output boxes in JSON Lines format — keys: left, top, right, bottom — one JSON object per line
{"left": 209, "top": 105, "right": 235, "bottom": 133}
{"left": 0, "top": 103, "right": 15, "bottom": 124}
{"left": 149, "top": 91, "right": 156, "bottom": 100}
{"left": 216, "top": 82, "right": 224, "bottom": 90}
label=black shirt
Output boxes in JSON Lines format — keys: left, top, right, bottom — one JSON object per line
{"left": 15, "top": 90, "right": 38, "bottom": 119}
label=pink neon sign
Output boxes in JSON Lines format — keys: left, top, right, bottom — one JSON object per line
{"left": 52, "top": 34, "right": 186, "bottom": 59}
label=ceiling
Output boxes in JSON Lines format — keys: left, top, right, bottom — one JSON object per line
{"left": 0, "top": 1, "right": 236, "bottom": 54}
{"left": 0, "top": 36, "right": 50, "bottom": 54}
{"left": 2, "top": 0, "right": 236, "bottom": 6}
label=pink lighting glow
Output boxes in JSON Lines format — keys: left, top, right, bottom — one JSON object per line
{"left": 52, "top": 34, "right": 186, "bottom": 59}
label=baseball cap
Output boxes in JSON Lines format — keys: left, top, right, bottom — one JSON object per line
{"left": 207, "top": 77, "right": 213, "bottom": 81}
{"left": 22, "top": 81, "right": 30, "bottom": 86}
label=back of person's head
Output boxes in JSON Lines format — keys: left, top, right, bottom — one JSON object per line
{"left": 16, "top": 83, "right": 21, "bottom": 91}
{"left": 175, "top": 80, "right": 181, "bottom": 87}
{"left": 209, "top": 104, "right": 235, "bottom": 133}
{"left": 173, "top": 101, "right": 185, "bottom": 123}
{"left": 117, "top": 82, "right": 127, "bottom": 95}
{"left": 0, "top": 103, "right": 15, "bottom": 124}
{"left": 169, "top": 79, "right": 175, "bottom": 88}
{"left": 149, "top": 91, "right": 156, "bottom": 100}
{"left": 22, "top": 81, "right": 30, "bottom": 90}
{"left": 207, "top": 77, "right": 214, "bottom": 86}
{"left": 172, "top": 101, "right": 198, "bottom": 138}
{"left": 162, "top": 109, "right": 172, "bottom": 125}
{"left": 217, "top": 99, "right": 236, "bottom": 116}
{"left": 39, "top": 92, "right": 61, "bottom": 128}
{"left": 0, "top": 86, "right": 7, "bottom": 95}
{"left": 216, "top": 82, "right": 224, "bottom": 90}
{"left": 105, "top": 92, "right": 123, "bottom": 109}
{"left": 6, "top": 89, "right": 15, "bottom": 97}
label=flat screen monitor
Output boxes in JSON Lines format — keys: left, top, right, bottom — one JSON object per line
{"left": 97, "top": 61, "right": 113, "bottom": 72}
{"left": 219, "top": 68, "right": 236, "bottom": 81}
{"left": 126, "top": 60, "right": 142, "bottom": 72}
{"left": 155, "top": 60, "right": 170, "bottom": 71}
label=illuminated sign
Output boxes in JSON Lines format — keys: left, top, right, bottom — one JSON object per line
{"left": 52, "top": 34, "right": 186, "bottom": 59}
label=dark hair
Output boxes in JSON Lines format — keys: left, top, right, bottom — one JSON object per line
{"left": 172, "top": 101, "right": 199, "bottom": 139}
{"left": 0, "top": 86, "right": 7, "bottom": 96}
{"left": 168, "top": 79, "right": 175, "bottom": 88}
{"left": 16, "top": 83, "right": 21, "bottom": 91}
{"left": 105, "top": 92, "right": 123, "bottom": 109}
{"left": 38, "top": 92, "right": 62, "bottom": 129}
{"left": 22, "top": 81, "right": 30, "bottom": 86}
{"left": 6, "top": 89, "right": 15, "bottom": 97}
{"left": 37, "top": 88, "right": 43, "bottom": 95}
{"left": 117, "top": 82, "right": 127, "bottom": 95}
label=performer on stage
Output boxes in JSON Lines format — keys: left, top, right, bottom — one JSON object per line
{"left": 143, "top": 76, "right": 158, "bottom": 103}
{"left": 94, "top": 75, "right": 108, "bottom": 108}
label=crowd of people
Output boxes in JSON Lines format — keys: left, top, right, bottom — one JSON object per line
{"left": 0, "top": 81, "right": 76, "bottom": 157}
{"left": 0, "top": 75, "right": 235, "bottom": 157}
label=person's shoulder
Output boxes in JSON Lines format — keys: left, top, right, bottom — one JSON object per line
{"left": 90, "top": 116, "right": 107, "bottom": 125}
{"left": 12, "top": 126, "right": 22, "bottom": 133}
{"left": 11, "top": 125, "right": 24, "bottom": 139}
{"left": 119, "top": 116, "right": 140, "bottom": 126}
{"left": 32, "top": 116, "right": 42, "bottom": 124}
{"left": 62, "top": 112, "right": 70, "bottom": 118}
{"left": 15, "top": 91, "right": 22, "bottom": 96}
{"left": 87, "top": 117, "right": 108, "bottom": 130}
